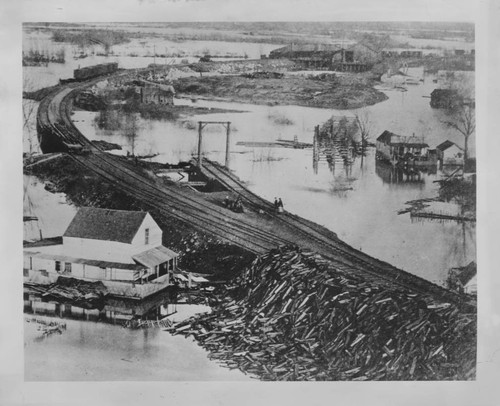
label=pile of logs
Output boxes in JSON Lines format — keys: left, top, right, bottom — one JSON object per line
{"left": 169, "top": 246, "right": 476, "bottom": 380}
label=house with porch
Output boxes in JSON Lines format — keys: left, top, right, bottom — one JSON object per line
{"left": 24, "top": 207, "right": 178, "bottom": 299}
{"left": 376, "top": 130, "right": 437, "bottom": 167}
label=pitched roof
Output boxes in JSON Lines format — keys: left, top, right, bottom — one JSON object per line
{"left": 456, "top": 261, "right": 477, "bottom": 286}
{"left": 271, "top": 43, "right": 343, "bottom": 55}
{"left": 376, "top": 130, "right": 397, "bottom": 143}
{"left": 436, "top": 140, "right": 462, "bottom": 151}
{"left": 376, "top": 131, "right": 429, "bottom": 148}
{"left": 431, "top": 89, "right": 461, "bottom": 99}
{"left": 63, "top": 207, "right": 148, "bottom": 244}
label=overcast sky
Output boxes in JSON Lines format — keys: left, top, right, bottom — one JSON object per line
{"left": 17, "top": 0, "right": 480, "bottom": 22}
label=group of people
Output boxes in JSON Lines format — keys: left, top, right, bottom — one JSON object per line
{"left": 274, "top": 197, "right": 284, "bottom": 214}
{"left": 223, "top": 195, "right": 244, "bottom": 213}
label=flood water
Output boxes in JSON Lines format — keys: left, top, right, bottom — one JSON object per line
{"left": 23, "top": 28, "right": 280, "bottom": 91}
{"left": 25, "top": 314, "right": 248, "bottom": 381}
{"left": 71, "top": 67, "right": 476, "bottom": 285}
{"left": 23, "top": 28, "right": 476, "bottom": 380}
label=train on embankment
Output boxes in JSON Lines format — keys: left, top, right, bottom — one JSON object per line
{"left": 38, "top": 63, "right": 120, "bottom": 153}
{"left": 73, "top": 62, "right": 118, "bottom": 81}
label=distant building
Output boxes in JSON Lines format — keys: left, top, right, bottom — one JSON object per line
{"left": 436, "top": 140, "right": 464, "bottom": 166}
{"left": 376, "top": 130, "right": 437, "bottom": 167}
{"left": 140, "top": 84, "right": 175, "bottom": 105}
{"left": 24, "top": 207, "right": 179, "bottom": 299}
{"left": 447, "top": 261, "right": 477, "bottom": 295}
{"left": 381, "top": 48, "right": 424, "bottom": 58}
{"left": 269, "top": 43, "right": 375, "bottom": 72}
{"left": 137, "top": 79, "right": 175, "bottom": 105}
{"left": 430, "top": 88, "right": 463, "bottom": 109}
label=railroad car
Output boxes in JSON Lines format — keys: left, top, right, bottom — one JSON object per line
{"left": 73, "top": 62, "right": 118, "bottom": 81}
{"left": 64, "top": 143, "right": 91, "bottom": 155}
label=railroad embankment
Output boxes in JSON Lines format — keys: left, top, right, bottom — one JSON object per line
{"left": 170, "top": 245, "right": 476, "bottom": 381}
{"left": 25, "top": 154, "right": 255, "bottom": 279}
{"left": 33, "top": 68, "right": 472, "bottom": 303}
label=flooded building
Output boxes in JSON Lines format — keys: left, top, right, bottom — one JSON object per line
{"left": 447, "top": 261, "right": 477, "bottom": 295}
{"left": 138, "top": 80, "right": 175, "bottom": 105}
{"left": 381, "top": 48, "right": 424, "bottom": 58}
{"left": 269, "top": 43, "right": 375, "bottom": 72}
{"left": 24, "top": 207, "right": 179, "bottom": 299}
{"left": 436, "top": 140, "right": 464, "bottom": 166}
{"left": 376, "top": 130, "right": 437, "bottom": 167}
{"left": 430, "top": 88, "right": 462, "bottom": 109}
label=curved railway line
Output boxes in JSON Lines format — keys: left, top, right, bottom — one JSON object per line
{"left": 35, "top": 73, "right": 471, "bottom": 306}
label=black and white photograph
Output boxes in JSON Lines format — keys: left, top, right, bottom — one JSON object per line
{"left": 1, "top": 0, "right": 499, "bottom": 404}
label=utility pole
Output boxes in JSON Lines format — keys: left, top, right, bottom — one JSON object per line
{"left": 225, "top": 123, "right": 231, "bottom": 168}
{"left": 196, "top": 121, "right": 232, "bottom": 169}
{"left": 198, "top": 121, "right": 203, "bottom": 168}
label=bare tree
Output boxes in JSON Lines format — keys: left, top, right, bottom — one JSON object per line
{"left": 444, "top": 104, "right": 475, "bottom": 162}
{"left": 441, "top": 72, "right": 475, "bottom": 163}
{"left": 23, "top": 76, "right": 38, "bottom": 157}
{"left": 353, "top": 108, "right": 372, "bottom": 153}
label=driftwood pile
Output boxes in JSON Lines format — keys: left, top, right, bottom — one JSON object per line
{"left": 123, "top": 318, "right": 173, "bottom": 329}
{"left": 30, "top": 277, "right": 108, "bottom": 309}
{"left": 25, "top": 316, "right": 67, "bottom": 336}
{"left": 169, "top": 246, "right": 476, "bottom": 380}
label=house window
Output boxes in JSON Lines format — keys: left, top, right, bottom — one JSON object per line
{"left": 55, "top": 261, "right": 61, "bottom": 272}
{"left": 64, "top": 262, "right": 72, "bottom": 274}
{"left": 145, "top": 228, "right": 149, "bottom": 245}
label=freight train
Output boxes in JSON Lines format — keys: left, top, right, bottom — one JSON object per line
{"left": 73, "top": 62, "right": 118, "bottom": 81}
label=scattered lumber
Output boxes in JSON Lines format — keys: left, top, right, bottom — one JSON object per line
{"left": 28, "top": 277, "right": 108, "bottom": 309}
{"left": 25, "top": 316, "right": 67, "bottom": 336}
{"left": 123, "top": 318, "right": 173, "bottom": 329}
{"left": 169, "top": 246, "right": 476, "bottom": 381}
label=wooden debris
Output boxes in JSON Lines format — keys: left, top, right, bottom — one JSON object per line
{"left": 26, "top": 277, "right": 107, "bottom": 309}
{"left": 123, "top": 318, "right": 173, "bottom": 329}
{"left": 169, "top": 246, "right": 476, "bottom": 381}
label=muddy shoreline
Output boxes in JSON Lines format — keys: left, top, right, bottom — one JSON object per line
{"left": 173, "top": 72, "right": 388, "bottom": 110}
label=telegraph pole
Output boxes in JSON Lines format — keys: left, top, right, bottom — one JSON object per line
{"left": 225, "top": 123, "right": 231, "bottom": 168}
{"left": 197, "top": 121, "right": 204, "bottom": 168}
{"left": 196, "top": 121, "right": 231, "bottom": 169}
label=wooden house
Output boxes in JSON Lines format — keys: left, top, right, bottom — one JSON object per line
{"left": 376, "top": 130, "right": 437, "bottom": 167}
{"left": 24, "top": 208, "right": 179, "bottom": 299}
{"left": 447, "top": 261, "right": 477, "bottom": 295}
{"left": 430, "top": 89, "right": 462, "bottom": 109}
{"left": 436, "top": 140, "right": 464, "bottom": 166}
{"left": 138, "top": 80, "right": 175, "bottom": 105}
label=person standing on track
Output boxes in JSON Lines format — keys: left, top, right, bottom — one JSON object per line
{"left": 278, "top": 198, "right": 284, "bottom": 214}
{"left": 274, "top": 197, "right": 279, "bottom": 213}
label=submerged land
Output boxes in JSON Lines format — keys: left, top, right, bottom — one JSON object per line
{"left": 23, "top": 21, "right": 476, "bottom": 381}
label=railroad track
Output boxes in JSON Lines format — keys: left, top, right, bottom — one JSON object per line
{"left": 35, "top": 75, "right": 469, "bottom": 306}
{"left": 199, "top": 161, "right": 470, "bottom": 302}
{"left": 40, "top": 91, "right": 289, "bottom": 254}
